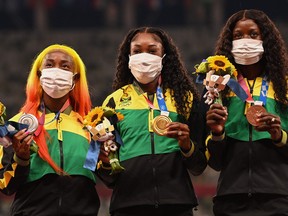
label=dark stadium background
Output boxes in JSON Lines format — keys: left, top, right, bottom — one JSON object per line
{"left": 0, "top": 1, "right": 287, "bottom": 215}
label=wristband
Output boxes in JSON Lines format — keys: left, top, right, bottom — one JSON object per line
{"left": 211, "top": 131, "right": 225, "bottom": 141}
{"left": 274, "top": 130, "right": 287, "bottom": 147}
{"left": 13, "top": 154, "right": 30, "bottom": 166}
{"left": 181, "top": 141, "right": 195, "bottom": 158}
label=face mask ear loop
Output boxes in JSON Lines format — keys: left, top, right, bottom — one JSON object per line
{"left": 158, "top": 75, "right": 162, "bottom": 86}
{"left": 70, "top": 73, "right": 78, "bottom": 91}
{"left": 70, "top": 82, "right": 75, "bottom": 91}
{"left": 160, "top": 54, "right": 166, "bottom": 71}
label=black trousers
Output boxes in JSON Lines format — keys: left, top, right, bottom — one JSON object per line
{"left": 213, "top": 194, "right": 288, "bottom": 216}
{"left": 111, "top": 205, "right": 194, "bottom": 216}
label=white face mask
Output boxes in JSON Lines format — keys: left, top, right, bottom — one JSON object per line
{"left": 128, "top": 53, "right": 164, "bottom": 84}
{"left": 40, "top": 68, "right": 75, "bottom": 99}
{"left": 232, "top": 38, "right": 264, "bottom": 65}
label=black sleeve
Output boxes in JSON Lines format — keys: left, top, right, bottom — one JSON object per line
{"left": 184, "top": 99, "right": 209, "bottom": 176}
{"left": 188, "top": 98, "right": 209, "bottom": 153}
{"left": 274, "top": 130, "right": 288, "bottom": 158}
{"left": 95, "top": 167, "right": 118, "bottom": 189}
{"left": 0, "top": 146, "right": 30, "bottom": 195}
{"left": 206, "top": 136, "right": 228, "bottom": 171}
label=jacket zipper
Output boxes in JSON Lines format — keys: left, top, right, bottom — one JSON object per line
{"left": 150, "top": 132, "right": 159, "bottom": 208}
{"left": 149, "top": 104, "right": 159, "bottom": 208}
{"left": 247, "top": 79, "right": 256, "bottom": 198}
{"left": 58, "top": 140, "right": 63, "bottom": 216}
{"left": 57, "top": 116, "right": 64, "bottom": 215}
{"left": 57, "top": 116, "right": 64, "bottom": 171}
{"left": 248, "top": 124, "right": 252, "bottom": 197}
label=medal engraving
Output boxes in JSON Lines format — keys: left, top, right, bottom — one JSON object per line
{"left": 152, "top": 115, "right": 172, "bottom": 136}
{"left": 246, "top": 105, "right": 266, "bottom": 126}
{"left": 18, "top": 114, "right": 39, "bottom": 133}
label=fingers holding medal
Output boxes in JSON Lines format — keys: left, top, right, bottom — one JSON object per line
{"left": 152, "top": 115, "right": 172, "bottom": 136}
{"left": 18, "top": 113, "right": 39, "bottom": 133}
{"left": 246, "top": 105, "right": 281, "bottom": 134}
{"left": 166, "top": 122, "right": 189, "bottom": 140}
{"left": 246, "top": 105, "right": 266, "bottom": 126}
{"left": 153, "top": 119, "right": 187, "bottom": 138}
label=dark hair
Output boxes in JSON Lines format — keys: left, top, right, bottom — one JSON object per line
{"left": 215, "top": 9, "right": 288, "bottom": 107}
{"left": 113, "top": 26, "right": 200, "bottom": 116}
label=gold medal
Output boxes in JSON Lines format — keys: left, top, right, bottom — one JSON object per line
{"left": 152, "top": 115, "right": 172, "bottom": 136}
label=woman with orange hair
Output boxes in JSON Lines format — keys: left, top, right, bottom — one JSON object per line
{"left": 0, "top": 44, "right": 101, "bottom": 215}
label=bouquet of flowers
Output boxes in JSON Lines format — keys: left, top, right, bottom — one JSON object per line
{"left": 83, "top": 106, "right": 125, "bottom": 175}
{"left": 194, "top": 55, "right": 238, "bottom": 105}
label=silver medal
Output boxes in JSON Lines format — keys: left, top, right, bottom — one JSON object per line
{"left": 18, "top": 114, "right": 39, "bottom": 133}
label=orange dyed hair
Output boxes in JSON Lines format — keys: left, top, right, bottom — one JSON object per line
{"left": 20, "top": 44, "right": 92, "bottom": 173}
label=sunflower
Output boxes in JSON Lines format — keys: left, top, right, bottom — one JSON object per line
{"left": 84, "top": 106, "right": 105, "bottom": 127}
{"left": 207, "top": 55, "right": 232, "bottom": 73}
{"left": 194, "top": 55, "right": 237, "bottom": 78}
{"left": 84, "top": 106, "right": 124, "bottom": 128}
{"left": 194, "top": 55, "right": 237, "bottom": 76}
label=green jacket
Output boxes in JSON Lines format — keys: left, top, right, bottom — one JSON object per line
{"left": 98, "top": 82, "right": 207, "bottom": 212}
{"left": 207, "top": 77, "right": 288, "bottom": 197}
{"left": 0, "top": 108, "right": 95, "bottom": 192}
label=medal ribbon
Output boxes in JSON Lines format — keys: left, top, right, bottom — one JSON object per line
{"left": 259, "top": 76, "right": 269, "bottom": 105}
{"left": 156, "top": 76, "right": 168, "bottom": 112}
{"left": 83, "top": 140, "right": 101, "bottom": 171}
{"left": 196, "top": 73, "right": 248, "bottom": 102}
{"left": 34, "top": 99, "right": 71, "bottom": 136}
{"left": 226, "top": 78, "right": 249, "bottom": 102}
{"left": 84, "top": 119, "right": 124, "bottom": 171}
{"left": 143, "top": 76, "right": 168, "bottom": 114}
{"left": 237, "top": 74, "right": 269, "bottom": 105}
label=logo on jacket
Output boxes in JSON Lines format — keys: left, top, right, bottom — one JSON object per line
{"left": 119, "top": 90, "right": 131, "bottom": 107}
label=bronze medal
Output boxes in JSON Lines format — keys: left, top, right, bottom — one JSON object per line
{"left": 18, "top": 113, "right": 39, "bottom": 133}
{"left": 152, "top": 115, "right": 172, "bottom": 136}
{"left": 246, "top": 105, "right": 266, "bottom": 126}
